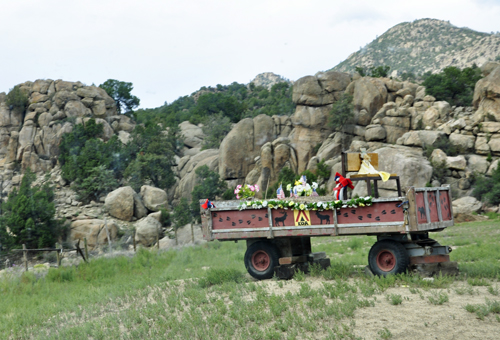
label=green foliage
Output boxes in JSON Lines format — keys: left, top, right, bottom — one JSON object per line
{"left": 354, "top": 65, "right": 390, "bottom": 78}
{"left": 59, "top": 118, "right": 106, "bottom": 181}
{"left": 422, "top": 65, "right": 482, "bottom": 106}
{"left": 59, "top": 119, "right": 126, "bottom": 202}
{"left": 99, "top": 79, "right": 140, "bottom": 114}
{"left": 386, "top": 293, "right": 403, "bottom": 305}
{"left": 400, "top": 72, "right": 416, "bottom": 82}
{"left": 133, "top": 81, "right": 294, "bottom": 128}
{"left": 329, "top": 94, "right": 354, "bottom": 132}
{"left": 73, "top": 165, "right": 118, "bottom": 203}
{"left": 423, "top": 137, "right": 459, "bottom": 158}
{"left": 159, "top": 208, "right": 171, "bottom": 228}
{"left": 472, "top": 162, "right": 500, "bottom": 205}
{"left": 124, "top": 123, "right": 177, "bottom": 191}
{"left": 0, "top": 169, "right": 63, "bottom": 250}
{"left": 370, "top": 65, "right": 391, "bottom": 78}
{"left": 265, "top": 167, "right": 298, "bottom": 199}
{"left": 355, "top": 66, "right": 366, "bottom": 76}
{"left": 329, "top": 93, "right": 354, "bottom": 150}
{"left": 190, "top": 165, "right": 227, "bottom": 221}
{"left": 124, "top": 153, "right": 175, "bottom": 191}
{"left": 198, "top": 268, "right": 245, "bottom": 288}
{"left": 201, "top": 112, "right": 232, "bottom": 150}
{"left": 427, "top": 291, "right": 449, "bottom": 305}
{"left": 430, "top": 160, "right": 448, "bottom": 183}
{"left": 5, "top": 86, "right": 29, "bottom": 114}
{"left": 173, "top": 198, "right": 191, "bottom": 230}
{"left": 316, "top": 159, "right": 331, "bottom": 187}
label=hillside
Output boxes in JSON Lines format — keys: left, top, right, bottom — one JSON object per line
{"left": 332, "top": 18, "right": 500, "bottom": 76}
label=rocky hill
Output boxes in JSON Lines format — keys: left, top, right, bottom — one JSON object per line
{"left": 332, "top": 18, "right": 500, "bottom": 77}
{"left": 2, "top": 61, "right": 500, "bottom": 255}
{"left": 250, "top": 72, "right": 291, "bottom": 89}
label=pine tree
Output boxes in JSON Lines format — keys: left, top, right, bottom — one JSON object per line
{"left": 0, "top": 169, "right": 63, "bottom": 250}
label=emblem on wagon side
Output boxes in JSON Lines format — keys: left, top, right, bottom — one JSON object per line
{"left": 294, "top": 210, "right": 311, "bottom": 226}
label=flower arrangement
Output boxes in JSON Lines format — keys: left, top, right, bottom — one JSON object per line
{"left": 234, "top": 184, "right": 260, "bottom": 200}
{"left": 285, "top": 175, "right": 318, "bottom": 197}
{"left": 238, "top": 196, "right": 373, "bottom": 211}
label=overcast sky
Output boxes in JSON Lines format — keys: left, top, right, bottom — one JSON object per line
{"left": 1, "top": 0, "right": 499, "bottom": 109}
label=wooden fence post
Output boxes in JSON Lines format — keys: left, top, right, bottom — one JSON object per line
{"left": 157, "top": 229, "right": 160, "bottom": 250}
{"left": 56, "top": 242, "right": 61, "bottom": 267}
{"left": 104, "top": 219, "right": 112, "bottom": 254}
{"left": 22, "top": 244, "right": 28, "bottom": 272}
{"left": 84, "top": 237, "right": 89, "bottom": 261}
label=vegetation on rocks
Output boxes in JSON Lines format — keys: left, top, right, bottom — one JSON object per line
{"left": 59, "top": 119, "right": 123, "bottom": 201}
{"left": 0, "top": 169, "right": 63, "bottom": 250}
{"left": 333, "top": 18, "right": 500, "bottom": 77}
{"left": 99, "top": 79, "right": 140, "bottom": 114}
{"left": 422, "top": 65, "right": 482, "bottom": 106}
{"left": 133, "top": 81, "right": 294, "bottom": 127}
{"left": 5, "top": 86, "right": 29, "bottom": 114}
{"left": 355, "top": 65, "right": 391, "bottom": 78}
{"left": 201, "top": 112, "right": 232, "bottom": 150}
{"left": 472, "top": 162, "right": 500, "bottom": 205}
{"left": 328, "top": 93, "right": 354, "bottom": 150}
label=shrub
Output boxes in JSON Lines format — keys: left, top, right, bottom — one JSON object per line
{"left": 5, "top": 86, "right": 29, "bottom": 114}
{"left": 201, "top": 112, "right": 232, "bottom": 150}
{"left": 329, "top": 94, "right": 354, "bottom": 150}
{"left": 0, "top": 169, "right": 63, "bottom": 250}
{"left": 422, "top": 65, "right": 482, "bottom": 106}
{"left": 73, "top": 165, "right": 118, "bottom": 203}
{"left": 430, "top": 160, "right": 448, "bottom": 183}
{"left": 198, "top": 268, "right": 244, "bottom": 288}
{"left": 472, "top": 162, "right": 500, "bottom": 205}
{"left": 423, "top": 137, "right": 459, "bottom": 158}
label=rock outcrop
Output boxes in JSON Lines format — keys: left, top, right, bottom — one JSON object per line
{"left": 69, "top": 219, "right": 118, "bottom": 250}
{"left": 140, "top": 185, "right": 168, "bottom": 212}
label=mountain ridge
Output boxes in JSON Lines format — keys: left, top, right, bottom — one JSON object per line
{"left": 331, "top": 18, "right": 500, "bottom": 77}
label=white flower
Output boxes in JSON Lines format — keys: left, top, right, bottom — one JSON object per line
{"left": 312, "top": 182, "right": 318, "bottom": 189}
{"left": 295, "top": 184, "right": 304, "bottom": 193}
{"left": 262, "top": 201, "right": 268, "bottom": 207}
{"left": 342, "top": 205, "right": 347, "bottom": 208}
{"left": 364, "top": 196, "right": 371, "bottom": 200}
{"left": 305, "top": 183, "right": 311, "bottom": 191}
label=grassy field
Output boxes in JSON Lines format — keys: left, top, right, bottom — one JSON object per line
{"left": 0, "top": 216, "right": 499, "bottom": 339}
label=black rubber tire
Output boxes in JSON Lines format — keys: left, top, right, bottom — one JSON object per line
{"left": 368, "top": 240, "right": 410, "bottom": 277}
{"left": 244, "top": 241, "right": 280, "bottom": 280}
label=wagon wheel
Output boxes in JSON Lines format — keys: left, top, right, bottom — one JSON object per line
{"left": 368, "top": 240, "right": 409, "bottom": 277}
{"left": 244, "top": 241, "right": 279, "bottom": 280}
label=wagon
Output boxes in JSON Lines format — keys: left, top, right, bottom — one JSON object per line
{"left": 200, "top": 186, "right": 457, "bottom": 280}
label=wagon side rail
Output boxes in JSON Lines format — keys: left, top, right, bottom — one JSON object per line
{"left": 201, "top": 197, "right": 411, "bottom": 241}
{"left": 407, "top": 186, "right": 454, "bottom": 232}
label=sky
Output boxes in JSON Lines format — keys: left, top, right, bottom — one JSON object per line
{"left": 1, "top": 0, "right": 500, "bottom": 109}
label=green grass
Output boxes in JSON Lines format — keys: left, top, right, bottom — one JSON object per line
{"left": 0, "top": 218, "right": 499, "bottom": 338}
{"left": 431, "top": 215, "right": 500, "bottom": 279}
{"left": 464, "top": 299, "right": 500, "bottom": 320}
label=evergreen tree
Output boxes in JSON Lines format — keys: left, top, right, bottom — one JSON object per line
{"left": 328, "top": 93, "right": 354, "bottom": 150}
{"left": 422, "top": 65, "right": 482, "bottom": 106}
{"left": 0, "top": 169, "right": 63, "bottom": 250}
{"left": 99, "top": 79, "right": 140, "bottom": 114}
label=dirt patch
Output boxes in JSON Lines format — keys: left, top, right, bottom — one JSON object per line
{"left": 256, "top": 277, "right": 500, "bottom": 339}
